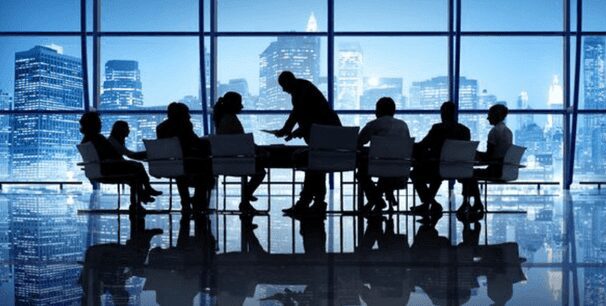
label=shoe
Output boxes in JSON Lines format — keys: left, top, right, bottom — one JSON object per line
{"left": 309, "top": 201, "right": 327, "bottom": 214}
{"left": 410, "top": 203, "right": 430, "bottom": 215}
{"left": 430, "top": 201, "right": 443, "bottom": 214}
{"left": 239, "top": 202, "right": 259, "bottom": 215}
{"left": 247, "top": 195, "right": 258, "bottom": 202}
{"left": 359, "top": 202, "right": 374, "bottom": 215}
{"left": 469, "top": 203, "right": 485, "bottom": 222}
{"left": 148, "top": 188, "right": 163, "bottom": 196}
{"left": 282, "top": 201, "right": 309, "bottom": 214}
{"left": 141, "top": 193, "right": 155, "bottom": 204}
{"left": 456, "top": 200, "right": 472, "bottom": 222}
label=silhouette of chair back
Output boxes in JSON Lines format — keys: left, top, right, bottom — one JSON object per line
{"left": 308, "top": 125, "right": 359, "bottom": 172}
{"left": 209, "top": 133, "right": 256, "bottom": 177}
{"left": 368, "top": 136, "right": 414, "bottom": 178}
{"left": 439, "top": 140, "right": 479, "bottom": 179}
{"left": 499, "top": 145, "right": 526, "bottom": 181}
{"left": 78, "top": 142, "right": 103, "bottom": 180}
{"left": 143, "top": 137, "right": 185, "bottom": 179}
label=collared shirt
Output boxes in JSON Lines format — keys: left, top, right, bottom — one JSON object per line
{"left": 487, "top": 121, "right": 513, "bottom": 159}
{"left": 358, "top": 116, "right": 411, "bottom": 146}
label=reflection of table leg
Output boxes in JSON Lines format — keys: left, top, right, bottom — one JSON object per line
{"left": 356, "top": 179, "right": 364, "bottom": 247}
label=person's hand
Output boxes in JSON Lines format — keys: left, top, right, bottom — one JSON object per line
{"left": 285, "top": 128, "right": 303, "bottom": 141}
{"left": 273, "top": 128, "right": 289, "bottom": 138}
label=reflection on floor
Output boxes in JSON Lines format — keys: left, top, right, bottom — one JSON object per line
{"left": 0, "top": 186, "right": 604, "bottom": 305}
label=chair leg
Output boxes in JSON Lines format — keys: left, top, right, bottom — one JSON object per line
{"left": 117, "top": 185, "right": 121, "bottom": 211}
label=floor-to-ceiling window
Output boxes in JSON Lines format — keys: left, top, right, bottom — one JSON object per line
{"left": 0, "top": 0, "right": 604, "bottom": 188}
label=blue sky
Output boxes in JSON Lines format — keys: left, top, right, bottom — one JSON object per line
{"left": 0, "top": 0, "right": 605, "bottom": 109}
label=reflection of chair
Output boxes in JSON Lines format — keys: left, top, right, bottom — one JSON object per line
{"left": 368, "top": 136, "right": 415, "bottom": 208}
{"left": 78, "top": 142, "right": 139, "bottom": 211}
{"left": 306, "top": 124, "right": 359, "bottom": 211}
{"left": 143, "top": 137, "right": 185, "bottom": 212}
{"left": 209, "top": 133, "right": 258, "bottom": 211}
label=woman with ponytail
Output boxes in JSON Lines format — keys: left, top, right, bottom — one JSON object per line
{"left": 213, "top": 92, "right": 267, "bottom": 213}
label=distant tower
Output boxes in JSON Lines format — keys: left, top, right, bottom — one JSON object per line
{"left": 0, "top": 91, "right": 12, "bottom": 178}
{"left": 547, "top": 75, "right": 563, "bottom": 130}
{"left": 258, "top": 13, "right": 320, "bottom": 110}
{"left": 100, "top": 60, "right": 143, "bottom": 110}
{"left": 336, "top": 42, "right": 363, "bottom": 110}
{"left": 306, "top": 12, "right": 318, "bottom": 32}
{"left": 11, "top": 45, "right": 82, "bottom": 179}
{"left": 517, "top": 90, "right": 534, "bottom": 129}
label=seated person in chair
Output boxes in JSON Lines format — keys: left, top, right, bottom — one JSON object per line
{"left": 108, "top": 120, "right": 162, "bottom": 197}
{"left": 156, "top": 102, "right": 214, "bottom": 214}
{"left": 410, "top": 101, "right": 471, "bottom": 215}
{"left": 79, "top": 112, "right": 156, "bottom": 212}
{"left": 213, "top": 91, "right": 267, "bottom": 214}
{"left": 459, "top": 104, "right": 512, "bottom": 220}
{"left": 357, "top": 97, "right": 410, "bottom": 213}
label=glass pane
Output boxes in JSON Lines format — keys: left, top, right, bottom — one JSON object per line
{"left": 0, "top": 0, "right": 80, "bottom": 31}
{"left": 217, "top": 37, "right": 327, "bottom": 110}
{"left": 235, "top": 114, "right": 305, "bottom": 146}
{"left": 0, "top": 38, "right": 84, "bottom": 111}
{"left": 460, "top": 114, "right": 563, "bottom": 181}
{"left": 101, "top": 0, "right": 198, "bottom": 31}
{"left": 99, "top": 37, "right": 200, "bottom": 110}
{"left": 334, "top": 37, "right": 448, "bottom": 110}
{"left": 460, "top": 37, "right": 563, "bottom": 110}
{"left": 581, "top": 36, "right": 606, "bottom": 109}
{"left": 338, "top": 113, "right": 441, "bottom": 140}
{"left": 462, "top": 0, "right": 562, "bottom": 31}
{"left": 335, "top": 0, "right": 448, "bottom": 31}
{"left": 575, "top": 114, "right": 606, "bottom": 181}
{"left": 584, "top": 0, "right": 606, "bottom": 31}
{"left": 218, "top": 0, "right": 326, "bottom": 32}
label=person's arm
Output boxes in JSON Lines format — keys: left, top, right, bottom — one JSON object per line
{"left": 357, "top": 122, "right": 373, "bottom": 147}
{"left": 275, "top": 110, "right": 297, "bottom": 137}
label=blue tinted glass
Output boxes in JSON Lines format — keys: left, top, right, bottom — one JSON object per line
{"left": 99, "top": 37, "right": 200, "bottom": 109}
{"left": 218, "top": 0, "right": 326, "bottom": 31}
{"left": 335, "top": 0, "right": 448, "bottom": 31}
{"left": 583, "top": 0, "right": 606, "bottom": 31}
{"left": 101, "top": 0, "right": 198, "bottom": 31}
{"left": 0, "top": 0, "right": 80, "bottom": 31}
{"left": 462, "top": 0, "right": 562, "bottom": 31}
{"left": 460, "top": 37, "right": 563, "bottom": 109}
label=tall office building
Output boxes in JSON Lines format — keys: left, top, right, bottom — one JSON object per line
{"left": 258, "top": 14, "right": 321, "bottom": 110}
{"left": 100, "top": 60, "right": 143, "bottom": 110}
{"left": 581, "top": 37, "right": 606, "bottom": 172}
{"left": 546, "top": 75, "right": 564, "bottom": 131}
{"left": 336, "top": 42, "right": 363, "bottom": 110}
{"left": 409, "top": 76, "right": 478, "bottom": 110}
{"left": 0, "top": 91, "right": 12, "bottom": 178}
{"left": 11, "top": 45, "right": 83, "bottom": 180}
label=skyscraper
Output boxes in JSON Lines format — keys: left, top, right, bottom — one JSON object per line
{"left": 546, "top": 75, "right": 563, "bottom": 131}
{"left": 100, "top": 60, "right": 143, "bottom": 110}
{"left": 11, "top": 45, "right": 83, "bottom": 180}
{"left": 582, "top": 37, "right": 606, "bottom": 172}
{"left": 258, "top": 14, "right": 321, "bottom": 110}
{"left": 0, "top": 91, "right": 12, "bottom": 179}
{"left": 360, "top": 77, "right": 403, "bottom": 110}
{"left": 336, "top": 42, "right": 363, "bottom": 110}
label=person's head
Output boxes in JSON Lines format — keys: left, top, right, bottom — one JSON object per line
{"left": 375, "top": 97, "right": 396, "bottom": 118}
{"left": 440, "top": 101, "right": 456, "bottom": 123}
{"left": 213, "top": 91, "right": 243, "bottom": 126}
{"left": 278, "top": 71, "right": 296, "bottom": 94}
{"left": 79, "top": 112, "right": 101, "bottom": 136}
{"left": 487, "top": 104, "right": 508, "bottom": 125}
{"left": 167, "top": 102, "right": 190, "bottom": 120}
{"left": 110, "top": 120, "right": 130, "bottom": 139}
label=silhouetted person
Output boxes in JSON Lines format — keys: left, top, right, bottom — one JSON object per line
{"left": 213, "top": 91, "right": 267, "bottom": 214}
{"left": 273, "top": 71, "right": 341, "bottom": 214}
{"left": 156, "top": 102, "right": 214, "bottom": 214}
{"left": 109, "top": 120, "right": 162, "bottom": 197}
{"left": 410, "top": 101, "right": 470, "bottom": 215}
{"left": 459, "top": 104, "right": 512, "bottom": 221}
{"left": 357, "top": 97, "right": 410, "bottom": 213}
{"left": 79, "top": 112, "right": 155, "bottom": 213}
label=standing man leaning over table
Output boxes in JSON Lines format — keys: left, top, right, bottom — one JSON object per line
{"left": 271, "top": 71, "right": 342, "bottom": 214}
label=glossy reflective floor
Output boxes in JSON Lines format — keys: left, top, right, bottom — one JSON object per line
{"left": 0, "top": 185, "right": 603, "bottom": 305}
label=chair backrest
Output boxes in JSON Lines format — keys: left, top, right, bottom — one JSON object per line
{"left": 308, "top": 124, "right": 359, "bottom": 172}
{"left": 209, "top": 133, "right": 256, "bottom": 176}
{"left": 368, "top": 136, "right": 414, "bottom": 178}
{"left": 77, "top": 142, "right": 103, "bottom": 180}
{"left": 501, "top": 145, "right": 526, "bottom": 181}
{"left": 439, "top": 140, "right": 479, "bottom": 179}
{"left": 143, "top": 137, "right": 186, "bottom": 178}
